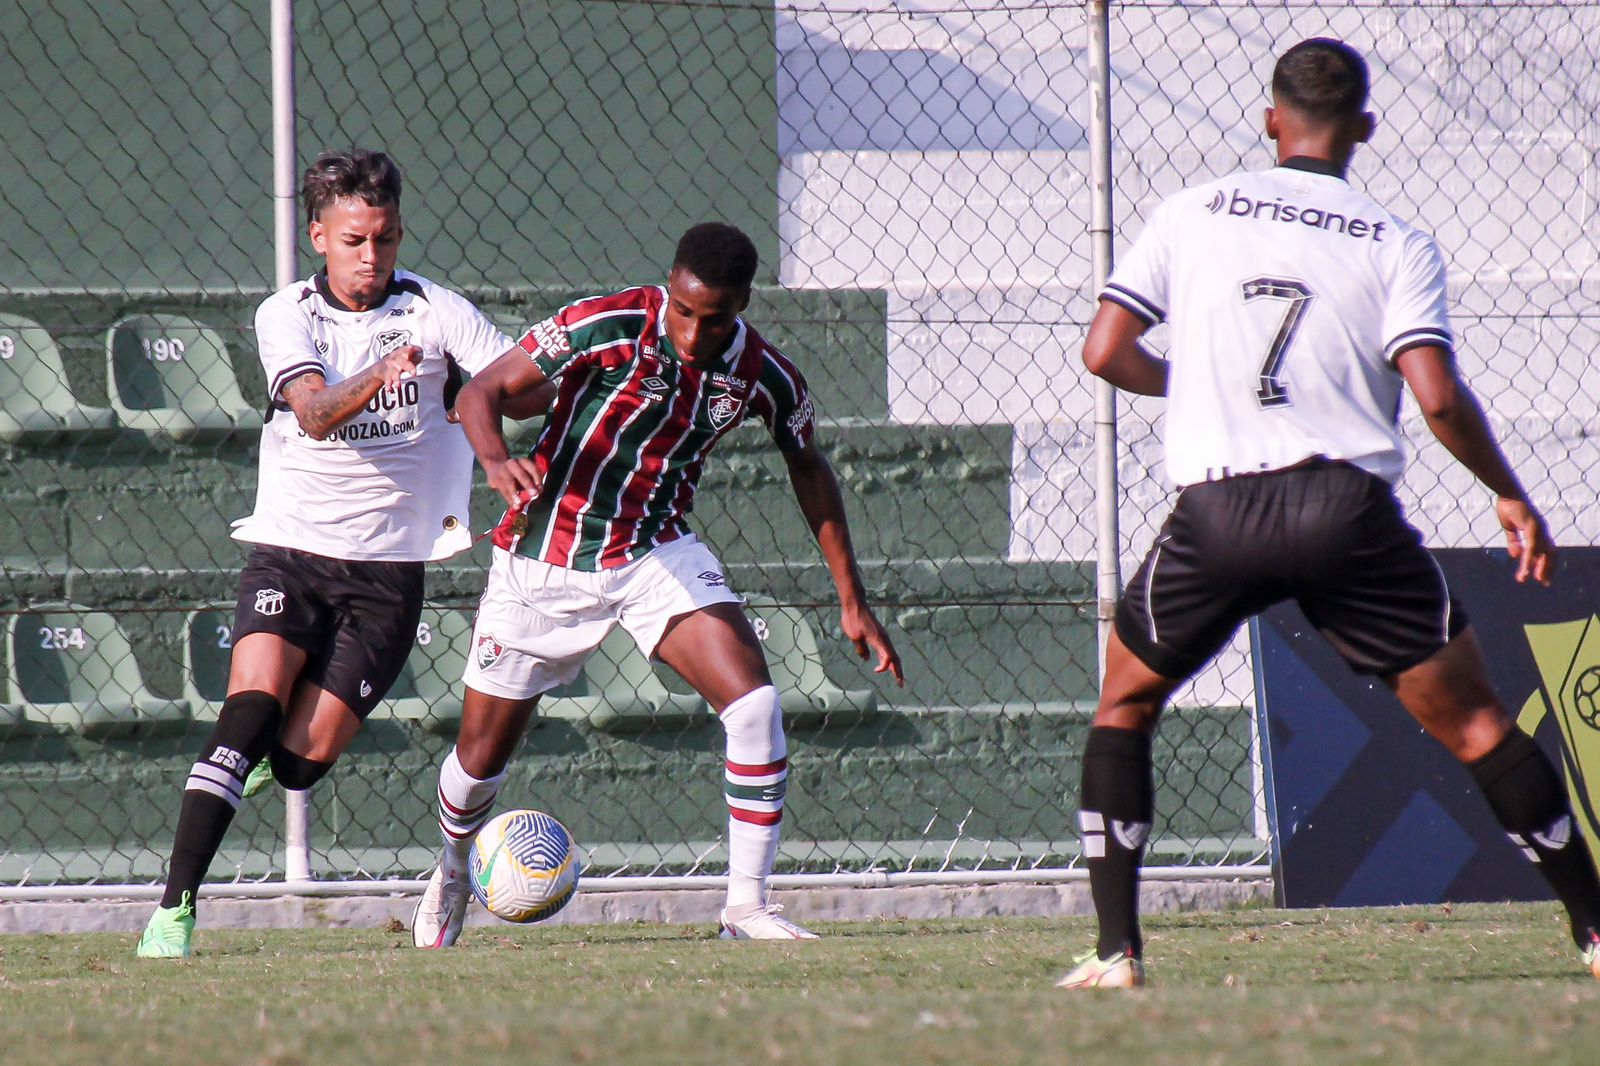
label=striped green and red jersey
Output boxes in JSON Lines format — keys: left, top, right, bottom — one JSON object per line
{"left": 493, "top": 286, "right": 816, "bottom": 571}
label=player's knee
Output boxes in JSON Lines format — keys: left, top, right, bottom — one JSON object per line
{"left": 718, "top": 684, "right": 785, "bottom": 760}
{"left": 269, "top": 745, "right": 336, "bottom": 790}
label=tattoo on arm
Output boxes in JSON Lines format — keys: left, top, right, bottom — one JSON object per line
{"left": 281, "top": 366, "right": 386, "bottom": 439}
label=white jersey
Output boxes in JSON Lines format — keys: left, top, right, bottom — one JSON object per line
{"left": 1102, "top": 159, "right": 1452, "bottom": 487}
{"left": 232, "top": 270, "right": 512, "bottom": 561}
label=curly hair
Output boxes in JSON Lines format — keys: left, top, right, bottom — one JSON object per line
{"left": 671, "top": 222, "right": 758, "bottom": 290}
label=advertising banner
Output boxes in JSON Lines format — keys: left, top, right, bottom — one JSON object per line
{"left": 1253, "top": 547, "right": 1600, "bottom": 907}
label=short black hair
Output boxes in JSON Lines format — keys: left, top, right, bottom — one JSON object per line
{"left": 301, "top": 149, "right": 403, "bottom": 225}
{"left": 1272, "top": 38, "right": 1369, "bottom": 124}
{"left": 672, "top": 222, "right": 758, "bottom": 291}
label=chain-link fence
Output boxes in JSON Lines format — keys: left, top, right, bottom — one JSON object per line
{"left": 3, "top": 0, "right": 1591, "bottom": 893}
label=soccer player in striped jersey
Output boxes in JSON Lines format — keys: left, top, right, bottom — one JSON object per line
{"left": 411, "top": 222, "right": 904, "bottom": 946}
{"left": 1059, "top": 39, "right": 1600, "bottom": 989}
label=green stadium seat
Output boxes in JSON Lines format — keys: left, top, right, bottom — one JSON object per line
{"left": 746, "top": 599, "right": 878, "bottom": 728}
{"left": 7, "top": 607, "right": 188, "bottom": 737}
{"left": 182, "top": 603, "right": 237, "bottom": 721}
{"left": 372, "top": 608, "right": 473, "bottom": 733}
{"left": 541, "top": 627, "right": 708, "bottom": 733}
{"left": 0, "top": 657, "right": 27, "bottom": 738}
{"left": 106, "top": 313, "right": 263, "bottom": 442}
{"left": 0, "top": 312, "right": 116, "bottom": 445}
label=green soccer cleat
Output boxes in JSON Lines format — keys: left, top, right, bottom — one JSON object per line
{"left": 241, "top": 756, "right": 274, "bottom": 799}
{"left": 136, "top": 893, "right": 195, "bottom": 959}
{"left": 1055, "top": 947, "right": 1145, "bottom": 990}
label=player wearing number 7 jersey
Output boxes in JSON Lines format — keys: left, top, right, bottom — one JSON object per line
{"left": 1058, "top": 38, "right": 1600, "bottom": 990}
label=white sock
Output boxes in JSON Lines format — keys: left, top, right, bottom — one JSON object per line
{"left": 719, "top": 685, "right": 786, "bottom": 909}
{"left": 437, "top": 747, "right": 505, "bottom": 880}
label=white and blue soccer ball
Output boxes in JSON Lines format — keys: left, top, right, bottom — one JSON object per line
{"left": 469, "top": 809, "right": 581, "bottom": 924}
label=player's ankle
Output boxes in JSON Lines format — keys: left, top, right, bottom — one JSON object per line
{"left": 722, "top": 899, "right": 764, "bottom": 921}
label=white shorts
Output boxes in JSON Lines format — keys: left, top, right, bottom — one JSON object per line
{"left": 462, "top": 534, "right": 743, "bottom": 701}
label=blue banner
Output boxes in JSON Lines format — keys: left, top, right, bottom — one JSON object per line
{"left": 1253, "top": 547, "right": 1600, "bottom": 908}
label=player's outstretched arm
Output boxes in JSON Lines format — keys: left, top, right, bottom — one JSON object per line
{"left": 282, "top": 344, "right": 421, "bottom": 440}
{"left": 1397, "top": 344, "right": 1555, "bottom": 585}
{"left": 1082, "top": 301, "right": 1169, "bottom": 397}
{"left": 782, "top": 442, "right": 905, "bottom": 685}
{"left": 455, "top": 346, "right": 550, "bottom": 507}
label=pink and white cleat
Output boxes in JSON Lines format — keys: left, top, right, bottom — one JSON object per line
{"left": 411, "top": 865, "right": 470, "bottom": 948}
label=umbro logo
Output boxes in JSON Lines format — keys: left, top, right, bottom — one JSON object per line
{"left": 640, "top": 375, "right": 669, "bottom": 401}
{"left": 1534, "top": 815, "right": 1574, "bottom": 851}
{"left": 698, "top": 570, "right": 726, "bottom": 588}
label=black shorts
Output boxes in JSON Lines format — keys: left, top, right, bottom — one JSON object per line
{"left": 1115, "top": 459, "right": 1467, "bottom": 679}
{"left": 233, "top": 545, "right": 425, "bottom": 718}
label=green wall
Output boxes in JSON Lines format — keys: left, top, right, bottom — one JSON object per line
{"left": 0, "top": 1, "right": 779, "bottom": 291}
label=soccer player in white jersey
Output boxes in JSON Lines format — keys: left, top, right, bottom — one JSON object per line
{"left": 410, "top": 222, "right": 904, "bottom": 946}
{"left": 136, "top": 149, "right": 540, "bottom": 958}
{"left": 1058, "top": 39, "right": 1600, "bottom": 989}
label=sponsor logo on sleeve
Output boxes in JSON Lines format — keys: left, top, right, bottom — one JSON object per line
{"left": 786, "top": 395, "right": 815, "bottom": 438}
{"left": 529, "top": 316, "right": 572, "bottom": 358}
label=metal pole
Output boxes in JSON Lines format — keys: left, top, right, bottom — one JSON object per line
{"left": 270, "top": 0, "right": 312, "bottom": 884}
{"left": 1087, "top": 1, "right": 1119, "bottom": 678}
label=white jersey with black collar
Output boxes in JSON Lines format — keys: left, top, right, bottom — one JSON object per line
{"left": 1102, "top": 160, "right": 1452, "bottom": 487}
{"left": 232, "top": 269, "right": 512, "bottom": 561}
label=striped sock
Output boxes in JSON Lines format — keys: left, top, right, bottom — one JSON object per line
{"left": 720, "top": 686, "right": 787, "bottom": 909}
{"left": 437, "top": 747, "right": 506, "bottom": 880}
{"left": 161, "top": 691, "right": 282, "bottom": 909}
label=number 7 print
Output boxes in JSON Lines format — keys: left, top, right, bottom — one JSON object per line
{"left": 1241, "top": 277, "right": 1314, "bottom": 409}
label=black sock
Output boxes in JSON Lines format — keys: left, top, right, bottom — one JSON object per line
{"left": 1469, "top": 728, "right": 1600, "bottom": 946}
{"left": 1081, "top": 725, "right": 1155, "bottom": 959}
{"left": 160, "top": 690, "right": 283, "bottom": 909}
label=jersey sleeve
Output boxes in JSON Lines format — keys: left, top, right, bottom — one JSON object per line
{"left": 432, "top": 286, "right": 514, "bottom": 374}
{"left": 253, "top": 291, "right": 325, "bottom": 403}
{"left": 1382, "top": 229, "right": 1453, "bottom": 363}
{"left": 750, "top": 348, "right": 816, "bottom": 453}
{"left": 1099, "top": 196, "right": 1176, "bottom": 326}
{"left": 516, "top": 290, "right": 648, "bottom": 379}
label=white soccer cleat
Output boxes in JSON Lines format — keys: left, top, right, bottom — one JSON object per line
{"left": 718, "top": 902, "right": 820, "bottom": 940}
{"left": 411, "top": 865, "right": 470, "bottom": 949}
{"left": 1055, "top": 948, "right": 1146, "bottom": 990}
{"left": 1582, "top": 931, "right": 1600, "bottom": 980}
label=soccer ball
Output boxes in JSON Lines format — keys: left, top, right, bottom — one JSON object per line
{"left": 469, "top": 809, "right": 581, "bottom": 923}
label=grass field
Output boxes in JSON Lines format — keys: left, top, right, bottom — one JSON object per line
{"left": 2, "top": 902, "right": 1596, "bottom": 1065}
